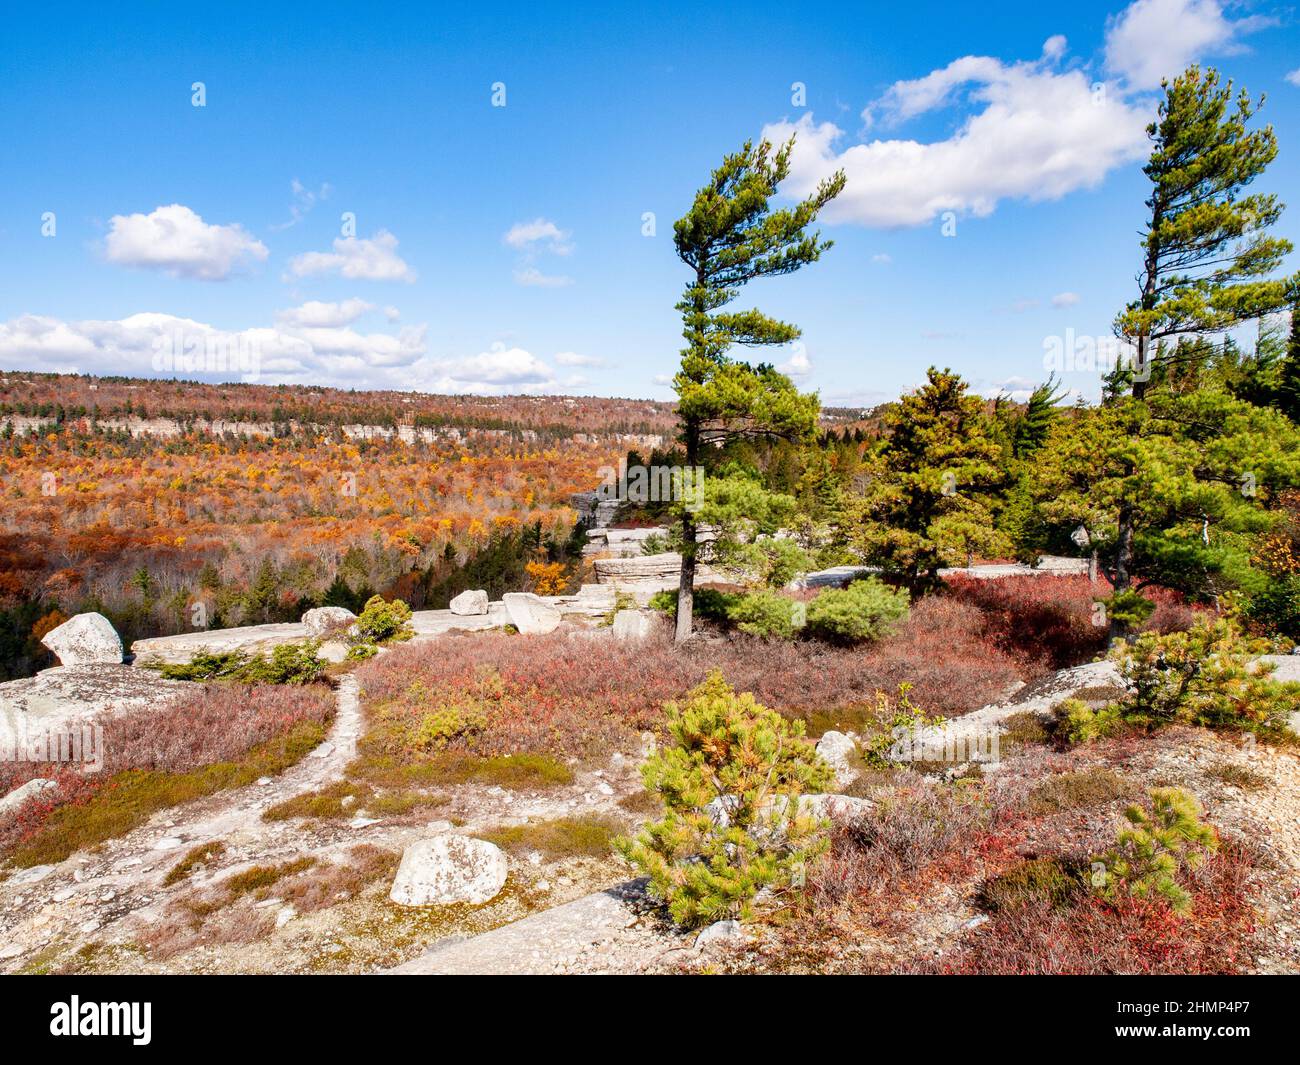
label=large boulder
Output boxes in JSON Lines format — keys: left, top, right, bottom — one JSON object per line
{"left": 449, "top": 589, "right": 490, "bottom": 616}
{"left": 40, "top": 612, "right": 122, "bottom": 666}
{"left": 815, "top": 731, "right": 859, "bottom": 787}
{"left": 389, "top": 836, "right": 508, "bottom": 907}
{"left": 301, "top": 606, "right": 356, "bottom": 638}
{"left": 502, "top": 593, "right": 562, "bottom": 635}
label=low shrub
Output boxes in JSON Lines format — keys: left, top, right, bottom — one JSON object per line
{"left": 158, "top": 641, "right": 324, "bottom": 685}
{"left": 1108, "top": 617, "right": 1298, "bottom": 736}
{"left": 617, "top": 672, "right": 833, "bottom": 927}
{"left": 804, "top": 578, "right": 910, "bottom": 645}
{"left": 354, "top": 595, "right": 414, "bottom": 644}
{"left": 727, "top": 589, "right": 799, "bottom": 639}
{"left": 163, "top": 841, "right": 228, "bottom": 887}
{"left": 1091, "top": 788, "right": 1219, "bottom": 915}
{"left": 978, "top": 858, "right": 1080, "bottom": 913}
{"left": 1027, "top": 768, "right": 1131, "bottom": 814}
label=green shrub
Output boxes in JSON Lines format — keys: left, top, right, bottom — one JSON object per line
{"left": 354, "top": 595, "right": 414, "bottom": 644}
{"left": 979, "top": 858, "right": 1080, "bottom": 913}
{"left": 617, "top": 672, "right": 833, "bottom": 928}
{"left": 1100, "top": 588, "right": 1156, "bottom": 631}
{"left": 240, "top": 641, "right": 324, "bottom": 685}
{"left": 1091, "top": 788, "right": 1218, "bottom": 915}
{"left": 726, "top": 590, "right": 798, "bottom": 639}
{"left": 1108, "top": 616, "right": 1298, "bottom": 736}
{"left": 648, "top": 587, "right": 739, "bottom": 621}
{"left": 1051, "top": 697, "right": 1124, "bottom": 745}
{"left": 861, "top": 683, "right": 944, "bottom": 767}
{"left": 157, "top": 642, "right": 323, "bottom": 685}
{"left": 804, "top": 578, "right": 910, "bottom": 645}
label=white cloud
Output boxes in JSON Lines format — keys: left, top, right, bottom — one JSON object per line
{"left": 0, "top": 310, "right": 424, "bottom": 386}
{"left": 1104, "top": 0, "right": 1269, "bottom": 89}
{"left": 503, "top": 218, "right": 573, "bottom": 255}
{"left": 766, "top": 40, "right": 1150, "bottom": 228}
{"left": 872, "top": 253, "right": 892, "bottom": 264}
{"left": 104, "top": 204, "right": 268, "bottom": 281}
{"left": 1051, "top": 291, "right": 1081, "bottom": 308}
{"left": 0, "top": 313, "right": 596, "bottom": 398}
{"left": 779, "top": 345, "right": 812, "bottom": 378}
{"left": 287, "top": 230, "right": 415, "bottom": 282}
{"left": 276, "top": 298, "right": 374, "bottom": 328}
{"left": 1286, "top": 68, "right": 1300, "bottom": 88}
{"left": 513, "top": 266, "right": 573, "bottom": 288}
{"left": 555, "top": 351, "right": 604, "bottom": 367}
{"left": 979, "top": 376, "right": 1039, "bottom": 403}
{"left": 269, "top": 179, "right": 331, "bottom": 231}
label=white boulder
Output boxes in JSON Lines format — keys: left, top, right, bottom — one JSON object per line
{"left": 301, "top": 606, "right": 356, "bottom": 638}
{"left": 611, "top": 609, "right": 656, "bottom": 641}
{"left": 815, "top": 731, "right": 859, "bottom": 787}
{"left": 389, "top": 836, "right": 509, "bottom": 907}
{"left": 449, "top": 589, "right": 490, "bottom": 616}
{"left": 40, "top": 612, "right": 122, "bottom": 666}
{"left": 502, "top": 592, "right": 562, "bottom": 635}
{"left": 0, "top": 778, "right": 58, "bottom": 818}
{"left": 695, "top": 919, "right": 745, "bottom": 950}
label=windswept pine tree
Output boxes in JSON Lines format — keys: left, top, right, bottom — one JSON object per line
{"left": 1113, "top": 66, "right": 1299, "bottom": 398}
{"left": 1102, "top": 66, "right": 1300, "bottom": 600}
{"left": 670, "top": 137, "right": 844, "bottom": 641}
{"left": 1279, "top": 302, "right": 1300, "bottom": 424}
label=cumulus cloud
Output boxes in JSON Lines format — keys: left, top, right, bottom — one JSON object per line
{"left": 871, "top": 253, "right": 892, "bottom": 264}
{"left": 276, "top": 298, "right": 374, "bottom": 328}
{"left": 778, "top": 345, "right": 813, "bottom": 378}
{"left": 1287, "top": 68, "right": 1300, "bottom": 88}
{"left": 287, "top": 230, "right": 415, "bottom": 282}
{"left": 1104, "top": 0, "right": 1269, "bottom": 89}
{"left": 765, "top": 38, "right": 1150, "bottom": 228}
{"left": 104, "top": 204, "right": 268, "bottom": 281}
{"left": 503, "top": 218, "right": 573, "bottom": 255}
{"left": 0, "top": 309, "right": 426, "bottom": 386}
{"left": 1051, "top": 291, "right": 1081, "bottom": 308}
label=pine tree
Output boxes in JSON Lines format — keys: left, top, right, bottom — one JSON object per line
{"left": 849, "top": 367, "right": 1009, "bottom": 592}
{"left": 1106, "top": 66, "right": 1300, "bottom": 593}
{"left": 1279, "top": 303, "right": 1300, "bottom": 423}
{"left": 616, "top": 672, "right": 833, "bottom": 927}
{"left": 670, "top": 137, "right": 844, "bottom": 642}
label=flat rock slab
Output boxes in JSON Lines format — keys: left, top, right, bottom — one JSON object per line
{"left": 0, "top": 665, "right": 193, "bottom": 746}
{"left": 409, "top": 605, "right": 509, "bottom": 637}
{"left": 387, "top": 880, "right": 681, "bottom": 975}
{"left": 131, "top": 623, "right": 309, "bottom": 665}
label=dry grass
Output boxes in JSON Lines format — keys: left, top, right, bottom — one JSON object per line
{"left": 163, "top": 841, "right": 228, "bottom": 887}
{"left": 479, "top": 814, "right": 623, "bottom": 861}
{"left": 262, "top": 779, "right": 446, "bottom": 822}
{"left": 1206, "top": 762, "right": 1271, "bottom": 791}
{"left": 1026, "top": 767, "right": 1133, "bottom": 815}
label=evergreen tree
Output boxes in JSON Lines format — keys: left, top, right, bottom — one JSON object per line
{"left": 670, "top": 137, "right": 843, "bottom": 641}
{"left": 1280, "top": 303, "right": 1300, "bottom": 423}
{"left": 1106, "top": 66, "right": 1299, "bottom": 593}
{"left": 849, "top": 367, "right": 1009, "bottom": 592}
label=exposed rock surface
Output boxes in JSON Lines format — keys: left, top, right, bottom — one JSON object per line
{"left": 593, "top": 553, "right": 719, "bottom": 594}
{"left": 131, "top": 623, "right": 309, "bottom": 666}
{"left": 0, "top": 778, "right": 58, "bottom": 818}
{"left": 301, "top": 606, "right": 356, "bottom": 638}
{"left": 389, "top": 836, "right": 509, "bottom": 907}
{"left": 611, "top": 610, "right": 656, "bottom": 641}
{"left": 0, "top": 665, "right": 192, "bottom": 747}
{"left": 449, "top": 590, "right": 490, "bottom": 616}
{"left": 502, "top": 593, "right": 563, "bottom": 635}
{"left": 814, "top": 731, "right": 858, "bottom": 787}
{"left": 40, "top": 613, "right": 122, "bottom": 666}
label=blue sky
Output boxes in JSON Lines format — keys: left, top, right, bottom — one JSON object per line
{"left": 1, "top": 0, "right": 1297, "bottom": 407}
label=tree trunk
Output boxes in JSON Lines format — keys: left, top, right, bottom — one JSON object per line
{"left": 674, "top": 423, "right": 700, "bottom": 643}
